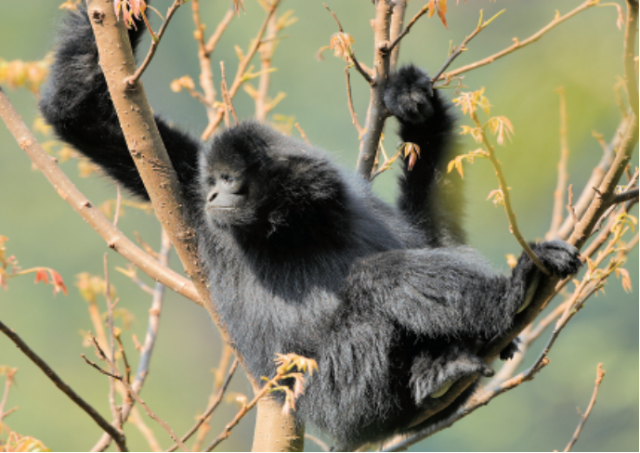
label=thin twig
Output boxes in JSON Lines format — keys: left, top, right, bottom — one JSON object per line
{"left": 81, "top": 354, "right": 121, "bottom": 380}
{"left": 610, "top": 188, "right": 639, "bottom": 204}
{"left": 113, "top": 185, "right": 122, "bottom": 227}
{"left": 388, "top": 4, "right": 429, "bottom": 55}
{"left": 567, "top": 185, "right": 579, "bottom": 235}
{"left": 439, "top": 0, "right": 600, "bottom": 81}
{"left": 167, "top": 358, "right": 239, "bottom": 452}
{"left": 205, "top": 362, "right": 302, "bottom": 452}
{"left": 0, "top": 320, "right": 128, "bottom": 451}
{"left": 355, "top": 0, "right": 394, "bottom": 179}
{"left": 622, "top": 0, "right": 639, "bottom": 119}
{"left": 192, "top": 2, "right": 234, "bottom": 127}
{"left": 255, "top": 11, "right": 278, "bottom": 121}
{"left": 305, "top": 434, "right": 329, "bottom": 452}
{"left": 547, "top": 87, "right": 570, "bottom": 239}
{"left": 204, "top": 8, "right": 236, "bottom": 56}
{"left": 0, "top": 88, "right": 198, "bottom": 302}
{"left": 0, "top": 368, "right": 16, "bottom": 423}
{"left": 91, "top": 229, "right": 172, "bottom": 452}
{"left": 345, "top": 66, "right": 363, "bottom": 136}
{"left": 323, "top": 3, "right": 373, "bottom": 84}
{"left": 555, "top": 117, "right": 631, "bottom": 240}
{"left": 388, "top": 0, "right": 407, "bottom": 71}
{"left": 369, "top": 146, "right": 403, "bottom": 181}
{"left": 130, "top": 405, "right": 162, "bottom": 452}
{"left": 563, "top": 364, "right": 606, "bottom": 452}
{"left": 294, "top": 123, "right": 310, "bottom": 145}
{"left": 471, "top": 112, "right": 550, "bottom": 274}
{"left": 87, "top": 332, "right": 188, "bottom": 452}
{"left": 220, "top": 61, "right": 238, "bottom": 125}
{"left": 116, "top": 336, "right": 131, "bottom": 385}
{"left": 202, "top": 0, "right": 283, "bottom": 139}
{"left": 104, "top": 254, "right": 122, "bottom": 439}
{"left": 127, "top": 0, "right": 186, "bottom": 86}
{"left": 431, "top": 9, "right": 505, "bottom": 84}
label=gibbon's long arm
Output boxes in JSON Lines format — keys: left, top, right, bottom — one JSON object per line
{"left": 39, "top": 8, "right": 200, "bottom": 203}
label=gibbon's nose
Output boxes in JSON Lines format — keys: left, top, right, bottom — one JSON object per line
{"left": 207, "top": 190, "right": 218, "bottom": 203}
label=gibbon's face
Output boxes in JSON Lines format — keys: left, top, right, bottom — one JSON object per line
{"left": 200, "top": 154, "right": 266, "bottom": 229}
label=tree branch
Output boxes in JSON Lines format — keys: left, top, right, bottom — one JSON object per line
{"left": 471, "top": 112, "right": 550, "bottom": 274}
{"left": 91, "top": 228, "right": 172, "bottom": 452}
{"left": 0, "top": 87, "right": 198, "bottom": 303}
{"left": 388, "top": 0, "right": 407, "bottom": 71}
{"left": 611, "top": 188, "right": 639, "bottom": 204}
{"left": 201, "top": 0, "right": 283, "bottom": 140}
{"left": 0, "top": 319, "right": 128, "bottom": 451}
{"left": 167, "top": 358, "right": 238, "bottom": 452}
{"left": 127, "top": 0, "right": 186, "bottom": 87}
{"left": 563, "top": 364, "right": 606, "bottom": 452}
{"left": 623, "top": 0, "right": 639, "bottom": 119}
{"left": 439, "top": 0, "right": 600, "bottom": 81}
{"left": 87, "top": 332, "right": 188, "bottom": 452}
{"left": 355, "top": 0, "right": 394, "bottom": 180}
{"left": 547, "top": 87, "right": 570, "bottom": 239}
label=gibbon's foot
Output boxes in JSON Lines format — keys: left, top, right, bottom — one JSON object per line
{"left": 410, "top": 345, "right": 494, "bottom": 405}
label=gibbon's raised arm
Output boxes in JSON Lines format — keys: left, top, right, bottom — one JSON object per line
{"left": 384, "top": 65, "right": 465, "bottom": 247}
{"left": 39, "top": 8, "right": 200, "bottom": 204}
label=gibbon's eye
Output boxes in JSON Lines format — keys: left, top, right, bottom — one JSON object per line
{"left": 207, "top": 176, "right": 216, "bottom": 187}
{"left": 220, "top": 174, "right": 235, "bottom": 185}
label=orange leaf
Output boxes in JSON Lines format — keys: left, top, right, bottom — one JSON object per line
{"left": 51, "top": 270, "right": 68, "bottom": 296}
{"left": 34, "top": 269, "right": 49, "bottom": 285}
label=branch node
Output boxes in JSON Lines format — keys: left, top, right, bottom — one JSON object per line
{"left": 91, "top": 9, "right": 105, "bottom": 24}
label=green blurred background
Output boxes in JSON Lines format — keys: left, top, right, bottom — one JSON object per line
{"left": 0, "top": 0, "right": 637, "bottom": 451}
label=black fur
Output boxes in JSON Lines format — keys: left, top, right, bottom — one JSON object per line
{"left": 39, "top": 9, "right": 582, "bottom": 450}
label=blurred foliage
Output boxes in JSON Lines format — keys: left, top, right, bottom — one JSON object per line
{"left": 0, "top": 0, "right": 637, "bottom": 451}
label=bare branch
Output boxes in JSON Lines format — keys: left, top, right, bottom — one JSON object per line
{"left": 220, "top": 61, "right": 239, "bottom": 125}
{"left": 92, "top": 228, "right": 172, "bottom": 452}
{"left": 167, "top": 358, "right": 239, "bottom": 452}
{"left": 202, "top": 0, "right": 283, "bottom": 139}
{"left": 0, "top": 368, "right": 16, "bottom": 423}
{"left": 81, "top": 354, "right": 121, "bottom": 380}
{"left": 470, "top": 112, "right": 550, "bottom": 275}
{"left": 87, "top": 332, "right": 188, "bottom": 452}
{"left": 0, "top": 87, "right": 198, "bottom": 302}
{"left": 622, "top": 0, "right": 639, "bottom": 119}
{"left": 563, "top": 364, "right": 606, "bottom": 452}
{"left": 204, "top": 8, "right": 235, "bottom": 56}
{"left": 556, "top": 116, "right": 632, "bottom": 240}
{"left": 255, "top": 11, "right": 278, "bottom": 122}
{"left": 611, "top": 188, "right": 639, "bottom": 204}
{"left": 439, "top": 0, "right": 600, "bottom": 81}
{"left": 355, "top": 0, "right": 394, "bottom": 180}
{"left": 130, "top": 406, "right": 162, "bottom": 452}
{"left": 127, "top": 0, "right": 187, "bottom": 86}
{"left": 0, "top": 320, "right": 127, "bottom": 451}
{"left": 547, "top": 87, "right": 570, "bottom": 239}
{"left": 388, "top": 4, "right": 428, "bottom": 56}
{"left": 323, "top": 3, "right": 373, "bottom": 84}
{"left": 295, "top": 123, "right": 310, "bottom": 145}
{"left": 345, "top": 66, "right": 364, "bottom": 136}
{"left": 388, "top": 0, "right": 407, "bottom": 71}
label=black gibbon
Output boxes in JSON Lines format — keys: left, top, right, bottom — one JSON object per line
{"left": 39, "top": 8, "right": 581, "bottom": 450}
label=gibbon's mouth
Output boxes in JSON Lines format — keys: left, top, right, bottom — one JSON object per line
{"left": 209, "top": 206, "right": 236, "bottom": 211}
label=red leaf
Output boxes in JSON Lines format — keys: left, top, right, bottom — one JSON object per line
{"left": 34, "top": 269, "right": 49, "bottom": 285}
{"left": 51, "top": 270, "right": 68, "bottom": 296}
